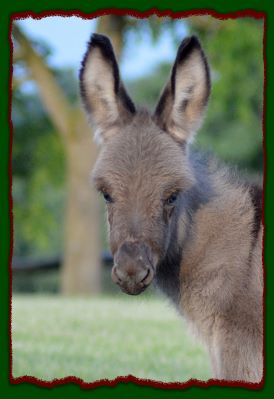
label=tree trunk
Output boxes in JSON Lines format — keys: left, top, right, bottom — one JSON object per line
{"left": 61, "top": 110, "right": 101, "bottom": 295}
{"left": 60, "top": 17, "right": 125, "bottom": 294}
{"left": 13, "top": 19, "right": 125, "bottom": 295}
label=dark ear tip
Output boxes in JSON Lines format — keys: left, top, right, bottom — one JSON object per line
{"left": 84, "top": 33, "right": 115, "bottom": 60}
{"left": 170, "top": 34, "right": 210, "bottom": 99}
{"left": 88, "top": 33, "right": 112, "bottom": 49}
{"left": 185, "top": 35, "right": 201, "bottom": 47}
{"left": 79, "top": 33, "right": 116, "bottom": 81}
{"left": 177, "top": 35, "right": 202, "bottom": 61}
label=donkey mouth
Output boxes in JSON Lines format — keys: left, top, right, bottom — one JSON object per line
{"left": 111, "top": 265, "right": 155, "bottom": 295}
{"left": 119, "top": 284, "right": 149, "bottom": 296}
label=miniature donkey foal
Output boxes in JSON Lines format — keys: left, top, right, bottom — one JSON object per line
{"left": 80, "top": 34, "right": 263, "bottom": 383}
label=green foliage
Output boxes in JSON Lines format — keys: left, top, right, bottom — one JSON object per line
{"left": 12, "top": 295, "right": 211, "bottom": 381}
{"left": 13, "top": 133, "right": 65, "bottom": 257}
{"left": 188, "top": 17, "right": 264, "bottom": 172}
{"left": 12, "top": 89, "right": 65, "bottom": 257}
{"left": 127, "top": 63, "right": 171, "bottom": 110}
{"left": 12, "top": 89, "right": 51, "bottom": 178}
{"left": 53, "top": 67, "right": 79, "bottom": 104}
{"left": 12, "top": 64, "right": 80, "bottom": 257}
{"left": 125, "top": 16, "right": 178, "bottom": 42}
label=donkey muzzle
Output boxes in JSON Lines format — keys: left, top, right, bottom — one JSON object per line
{"left": 112, "top": 241, "right": 155, "bottom": 295}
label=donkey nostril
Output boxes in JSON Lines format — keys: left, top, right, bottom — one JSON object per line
{"left": 140, "top": 267, "right": 154, "bottom": 286}
{"left": 140, "top": 268, "right": 150, "bottom": 283}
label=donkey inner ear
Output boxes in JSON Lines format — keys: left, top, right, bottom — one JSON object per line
{"left": 79, "top": 34, "right": 136, "bottom": 143}
{"left": 153, "top": 36, "right": 211, "bottom": 145}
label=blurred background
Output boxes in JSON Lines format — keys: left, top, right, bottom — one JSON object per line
{"left": 11, "top": 15, "right": 264, "bottom": 382}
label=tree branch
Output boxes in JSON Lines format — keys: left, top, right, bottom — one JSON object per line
{"left": 12, "top": 24, "right": 73, "bottom": 138}
{"left": 12, "top": 74, "right": 32, "bottom": 91}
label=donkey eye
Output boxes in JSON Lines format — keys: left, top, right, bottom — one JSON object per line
{"left": 166, "top": 192, "right": 178, "bottom": 205}
{"left": 102, "top": 192, "right": 113, "bottom": 203}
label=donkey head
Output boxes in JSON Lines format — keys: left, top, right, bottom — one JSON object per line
{"left": 80, "top": 34, "right": 210, "bottom": 295}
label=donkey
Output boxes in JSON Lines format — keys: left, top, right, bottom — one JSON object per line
{"left": 79, "top": 34, "right": 263, "bottom": 383}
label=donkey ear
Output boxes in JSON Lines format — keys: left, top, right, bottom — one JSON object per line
{"left": 153, "top": 36, "right": 210, "bottom": 144}
{"left": 79, "top": 34, "right": 136, "bottom": 143}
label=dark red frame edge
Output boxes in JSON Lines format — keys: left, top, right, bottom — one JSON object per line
{"left": 8, "top": 7, "right": 267, "bottom": 391}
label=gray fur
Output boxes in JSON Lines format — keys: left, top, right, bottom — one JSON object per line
{"left": 80, "top": 34, "right": 263, "bottom": 383}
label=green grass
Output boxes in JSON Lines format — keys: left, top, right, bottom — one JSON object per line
{"left": 12, "top": 294, "right": 211, "bottom": 383}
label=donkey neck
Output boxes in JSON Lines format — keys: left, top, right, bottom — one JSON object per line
{"left": 154, "top": 151, "right": 262, "bottom": 308}
{"left": 154, "top": 151, "right": 213, "bottom": 305}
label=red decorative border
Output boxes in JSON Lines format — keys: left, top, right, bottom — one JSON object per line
{"left": 9, "top": 7, "right": 266, "bottom": 391}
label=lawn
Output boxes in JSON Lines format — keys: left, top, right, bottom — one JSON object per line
{"left": 12, "top": 294, "right": 211, "bottom": 383}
